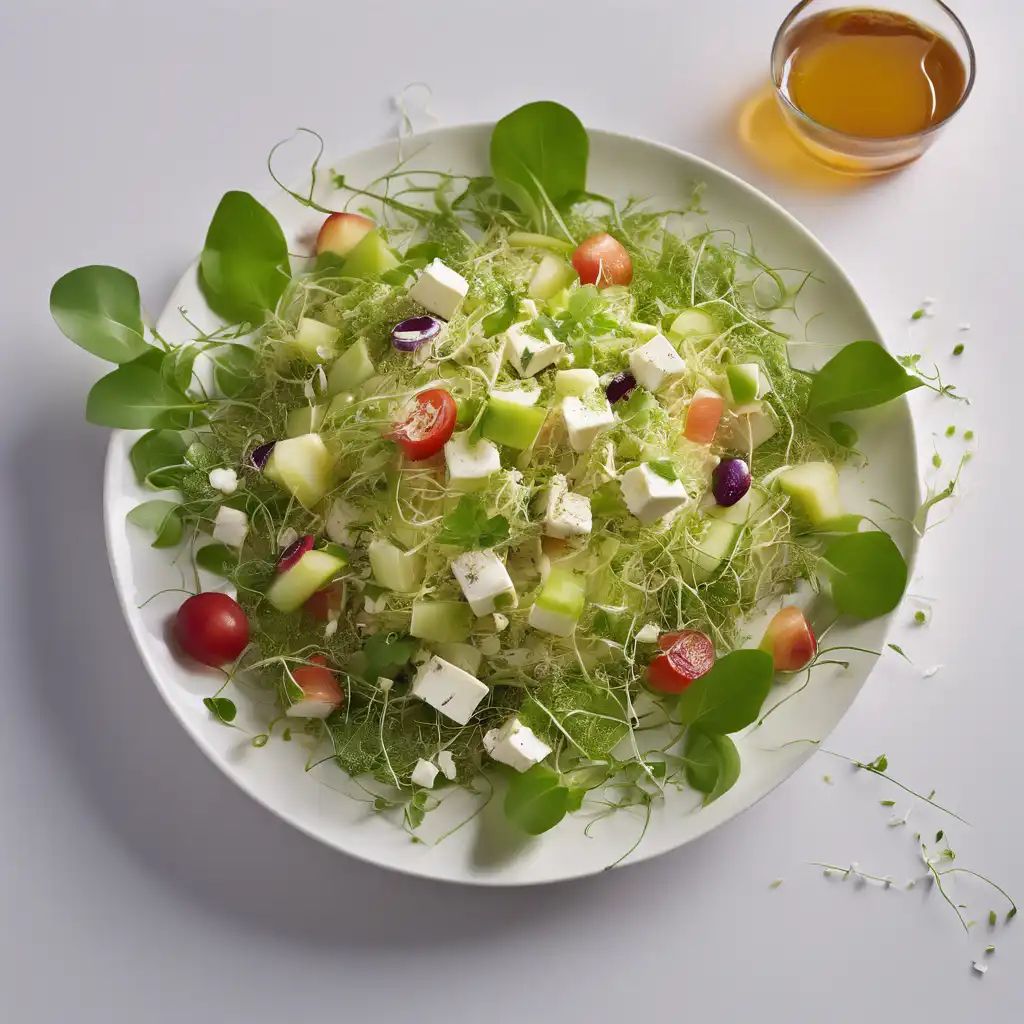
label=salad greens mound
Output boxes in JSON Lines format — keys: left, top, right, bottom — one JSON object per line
{"left": 51, "top": 101, "right": 918, "bottom": 843}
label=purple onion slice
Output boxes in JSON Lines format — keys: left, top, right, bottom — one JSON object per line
{"left": 606, "top": 371, "right": 637, "bottom": 404}
{"left": 277, "top": 535, "right": 315, "bottom": 573}
{"left": 250, "top": 441, "right": 277, "bottom": 471}
{"left": 712, "top": 458, "right": 751, "bottom": 507}
{"left": 392, "top": 315, "right": 442, "bottom": 352}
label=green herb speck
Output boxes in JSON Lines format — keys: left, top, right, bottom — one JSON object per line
{"left": 953, "top": 343, "right": 965, "bottom": 356}
{"left": 911, "top": 309, "right": 925, "bottom": 321}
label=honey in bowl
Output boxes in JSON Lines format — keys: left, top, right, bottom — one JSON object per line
{"left": 778, "top": 8, "right": 968, "bottom": 138}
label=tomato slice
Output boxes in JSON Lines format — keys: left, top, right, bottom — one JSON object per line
{"left": 386, "top": 388, "right": 457, "bottom": 461}
{"left": 648, "top": 629, "right": 715, "bottom": 694}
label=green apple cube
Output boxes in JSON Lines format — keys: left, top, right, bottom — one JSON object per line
{"left": 266, "top": 549, "right": 347, "bottom": 613}
{"left": 340, "top": 230, "right": 400, "bottom": 280}
{"left": 555, "top": 369, "right": 600, "bottom": 397}
{"left": 410, "top": 600, "right": 474, "bottom": 643}
{"left": 529, "top": 568, "right": 586, "bottom": 636}
{"left": 368, "top": 539, "right": 425, "bottom": 593}
{"left": 326, "top": 338, "right": 375, "bottom": 397}
{"left": 291, "top": 317, "right": 339, "bottom": 363}
{"left": 480, "top": 394, "right": 547, "bottom": 449}
{"left": 528, "top": 254, "right": 577, "bottom": 300}
{"left": 669, "top": 308, "right": 718, "bottom": 339}
{"left": 263, "top": 433, "right": 336, "bottom": 507}
{"left": 777, "top": 462, "right": 846, "bottom": 527}
{"left": 687, "top": 520, "right": 741, "bottom": 583}
{"left": 725, "top": 363, "right": 761, "bottom": 407}
{"left": 708, "top": 488, "right": 766, "bottom": 526}
{"left": 285, "top": 405, "right": 325, "bottom": 437}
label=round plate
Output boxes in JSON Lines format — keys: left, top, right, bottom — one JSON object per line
{"left": 104, "top": 123, "right": 918, "bottom": 885}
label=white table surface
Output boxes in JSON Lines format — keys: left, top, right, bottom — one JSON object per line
{"left": 2, "top": 0, "right": 1021, "bottom": 1019}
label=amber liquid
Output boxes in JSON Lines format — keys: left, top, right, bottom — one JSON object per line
{"left": 780, "top": 8, "right": 967, "bottom": 138}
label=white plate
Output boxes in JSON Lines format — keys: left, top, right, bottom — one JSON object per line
{"left": 104, "top": 123, "right": 918, "bottom": 885}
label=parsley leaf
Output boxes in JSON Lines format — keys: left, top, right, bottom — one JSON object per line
{"left": 436, "top": 495, "right": 510, "bottom": 550}
{"left": 363, "top": 632, "right": 418, "bottom": 679}
{"left": 646, "top": 459, "right": 678, "bottom": 482}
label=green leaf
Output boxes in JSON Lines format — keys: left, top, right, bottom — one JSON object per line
{"left": 184, "top": 441, "right": 218, "bottom": 470}
{"left": 828, "top": 421, "right": 858, "bottom": 448}
{"left": 678, "top": 649, "right": 775, "bottom": 734}
{"left": 126, "top": 500, "right": 183, "bottom": 548}
{"left": 436, "top": 495, "right": 510, "bottom": 550}
{"left": 210, "top": 344, "right": 256, "bottom": 398}
{"left": 50, "top": 265, "right": 150, "bottom": 363}
{"left": 481, "top": 291, "right": 519, "bottom": 338}
{"left": 203, "top": 696, "right": 237, "bottom": 724}
{"left": 129, "top": 430, "right": 187, "bottom": 488}
{"left": 362, "top": 632, "right": 418, "bottom": 680}
{"left": 199, "top": 191, "right": 290, "bottom": 323}
{"left": 86, "top": 357, "right": 200, "bottom": 429}
{"left": 504, "top": 764, "right": 571, "bottom": 835}
{"left": 490, "top": 101, "right": 588, "bottom": 227}
{"left": 822, "top": 531, "right": 908, "bottom": 619}
{"left": 196, "top": 543, "right": 237, "bottom": 577}
{"left": 161, "top": 344, "right": 198, "bottom": 392}
{"left": 647, "top": 459, "right": 678, "bottom": 482}
{"left": 685, "top": 730, "right": 741, "bottom": 804}
{"left": 808, "top": 341, "right": 925, "bottom": 419}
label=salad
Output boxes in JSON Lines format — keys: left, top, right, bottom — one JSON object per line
{"left": 52, "top": 102, "right": 921, "bottom": 842}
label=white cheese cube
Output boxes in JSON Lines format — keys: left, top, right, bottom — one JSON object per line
{"left": 408, "top": 259, "right": 468, "bottom": 320}
{"left": 412, "top": 656, "right": 489, "bottom": 725}
{"left": 451, "top": 549, "right": 518, "bottom": 616}
{"left": 483, "top": 717, "right": 553, "bottom": 772}
{"left": 411, "top": 758, "right": 439, "bottom": 788}
{"left": 445, "top": 431, "right": 502, "bottom": 492}
{"left": 629, "top": 333, "right": 686, "bottom": 392}
{"left": 504, "top": 323, "right": 565, "bottom": 377}
{"left": 543, "top": 475, "right": 592, "bottom": 539}
{"left": 528, "top": 602, "right": 579, "bottom": 637}
{"left": 211, "top": 506, "right": 248, "bottom": 548}
{"left": 325, "top": 498, "right": 359, "bottom": 546}
{"left": 437, "top": 750, "right": 457, "bottom": 780}
{"left": 562, "top": 396, "right": 616, "bottom": 452}
{"left": 620, "top": 463, "right": 690, "bottom": 525}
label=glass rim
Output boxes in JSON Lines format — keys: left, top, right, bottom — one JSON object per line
{"left": 770, "top": 0, "right": 977, "bottom": 144}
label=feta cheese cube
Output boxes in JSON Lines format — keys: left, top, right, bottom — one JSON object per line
{"left": 562, "top": 396, "right": 616, "bottom": 452}
{"left": 445, "top": 431, "right": 502, "bottom": 492}
{"left": 504, "top": 323, "right": 565, "bottom": 377}
{"left": 411, "top": 758, "right": 439, "bottom": 788}
{"left": 325, "top": 498, "right": 359, "bottom": 546}
{"left": 542, "top": 474, "right": 592, "bottom": 539}
{"left": 451, "top": 549, "right": 518, "bottom": 616}
{"left": 412, "top": 656, "right": 489, "bottom": 725}
{"left": 620, "top": 463, "right": 690, "bottom": 525}
{"left": 629, "top": 333, "right": 686, "bottom": 391}
{"left": 528, "top": 602, "right": 579, "bottom": 637}
{"left": 408, "top": 259, "right": 468, "bottom": 320}
{"left": 482, "top": 717, "right": 553, "bottom": 772}
{"left": 437, "top": 750, "right": 457, "bottom": 780}
{"left": 211, "top": 506, "right": 248, "bottom": 548}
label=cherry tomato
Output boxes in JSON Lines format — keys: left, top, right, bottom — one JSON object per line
{"left": 175, "top": 592, "right": 250, "bottom": 667}
{"left": 647, "top": 629, "right": 715, "bottom": 694}
{"left": 303, "top": 583, "right": 344, "bottom": 622}
{"left": 759, "top": 606, "right": 817, "bottom": 671}
{"left": 684, "top": 388, "right": 726, "bottom": 445}
{"left": 571, "top": 233, "right": 633, "bottom": 289}
{"left": 291, "top": 655, "right": 343, "bottom": 710}
{"left": 386, "top": 388, "right": 457, "bottom": 461}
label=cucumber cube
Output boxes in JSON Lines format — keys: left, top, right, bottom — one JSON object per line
{"left": 432, "top": 642, "right": 483, "bottom": 676}
{"left": 725, "top": 363, "right": 762, "bottom": 407}
{"left": 266, "top": 549, "right": 347, "bottom": 613}
{"left": 528, "top": 254, "right": 577, "bottom": 300}
{"left": 326, "top": 338, "right": 375, "bottom": 397}
{"left": 529, "top": 568, "right": 586, "bottom": 637}
{"left": 290, "top": 317, "right": 339, "bottom": 363}
{"left": 340, "top": 230, "right": 400, "bottom": 280}
{"left": 285, "top": 405, "right": 325, "bottom": 438}
{"left": 555, "top": 368, "right": 600, "bottom": 397}
{"left": 480, "top": 394, "right": 547, "bottom": 450}
{"left": 669, "top": 308, "right": 718, "bottom": 339}
{"left": 263, "top": 433, "right": 336, "bottom": 507}
{"left": 368, "top": 539, "right": 425, "bottom": 593}
{"left": 410, "top": 600, "right": 474, "bottom": 643}
{"left": 777, "top": 462, "right": 846, "bottom": 527}
{"left": 708, "top": 487, "right": 766, "bottom": 526}
{"left": 686, "top": 520, "right": 740, "bottom": 583}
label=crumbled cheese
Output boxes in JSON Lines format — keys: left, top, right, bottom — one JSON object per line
{"left": 211, "top": 506, "right": 248, "bottom": 548}
{"left": 635, "top": 623, "right": 660, "bottom": 644}
{"left": 437, "top": 750, "right": 457, "bottom": 781}
{"left": 411, "top": 758, "right": 439, "bottom": 788}
{"left": 208, "top": 467, "right": 238, "bottom": 495}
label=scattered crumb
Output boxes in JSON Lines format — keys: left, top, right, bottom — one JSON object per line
{"left": 986, "top": 945, "right": 995, "bottom": 954}
{"left": 973, "top": 961, "right": 988, "bottom": 975}
{"left": 769, "top": 878, "right": 784, "bottom": 889}
{"left": 823, "top": 774, "right": 833, "bottom": 785}
{"left": 958, "top": 323, "right": 971, "bottom": 331}
{"left": 923, "top": 665, "right": 944, "bottom": 679}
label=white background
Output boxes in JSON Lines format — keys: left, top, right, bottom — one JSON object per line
{"left": 1, "top": 0, "right": 1020, "bottom": 1020}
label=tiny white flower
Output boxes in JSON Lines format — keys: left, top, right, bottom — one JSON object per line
{"left": 378, "top": 677, "right": 394, "bottom": 693}
{"left": 208, "top": 467, "right": 238, "bottom": 495}
{"left": 324, "top": 619, "right": 338, "bottom": 639}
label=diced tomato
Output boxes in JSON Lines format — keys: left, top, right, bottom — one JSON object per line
{"left": 571, "top": 233, "right": 633, "bottom": 289}
{"left": 647, "top": 629, "right": 716, "bottom": 693}
{"left": 303, "top": 583, "right": 344, "bottom": 621}
{"left": 759, "top": 606, "right": 817, "bottom": 671}
{"left": 386, "top": 388, "right": 457, "bottom": 461}
{"left": 684, "top": 388, "right": 726, "bottom": 445}
{"left": 290, "top": 655, "right": 344, "bottom": 710}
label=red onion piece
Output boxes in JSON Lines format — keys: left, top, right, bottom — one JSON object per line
{"left": 392, "top": 316, "right": 442, "bottom": 352}
{"left": 250, "top": 441, "right": 276, "bottom": 471}
{"left": 277, "top": 535, "right": 315, "bottom": 573}
{"left": 712, "top": 458, "right": 751, "bottom": 507}
{"left": 606, "top": 371, "right": 637, "bottom": 404}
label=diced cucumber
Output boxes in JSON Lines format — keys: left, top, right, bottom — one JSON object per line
{"left": 535, "top": 567, "right": 586, "bottom": 619}
{"left": 708, "top": 487, "right": 767, "bottom": 526}
{"left": 266, "top": 549, "right": 347, "bottom": 613}
{"left": 263, "top": 433, "right": 336, "bottom": 507}
{"left": 368, "top": 539, "right": 425, "bottom": 593}
{"left": 290, "top": 317, "right": 339, "bottom": 363}
{"left": 528, "top": 254, "right": 577, "bottom": 300}
{"left": 285, "top": 405, "right": 325, "bottom": 437}
{"left": 725, "top": 363, "right": 761, "bottom": 407}
{"left": 340, "top": 230, "right": 401, "bottom": 279}
{"left": 555, "top": 369, "right": 600, "bottom": 397}
{"left": 777, "top": 462, "right": 846, "bottom": 527}
{"left": 669, "top": 308, "right": 718, "bottom": 339}
{"left": 629, "top": 321, "right": 662, "bottom": 341}
{"left": 687, "top": 520, "right": 740, "bottom": 583}
{"left": 327, "top": 338, "right": 375, "bottom": 397}
{"left": 410, "top": 600, "right": 473, "bottom": 643}
{"left": 480, "top": 394, "right": 547, "bottom": 449}
{"left": 433, "top": 642, "right": 484, "bottom": 676}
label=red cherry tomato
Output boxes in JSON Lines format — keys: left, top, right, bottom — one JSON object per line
{"left": 647, "top": 629, "right": 715, "bottom": 694}
{"left": 571, "top": 233, "right": 633, "bottom": 289}
{"left": 759, "top": 606, "right": 817, "bottom": 671}
{"left": 386, "top": 388, "right": 457, "bottom": 461}
{"left": 291, "top": 655, "right": 343, "bottom": 709}
{"left": 303, "top": 583, "right": 344, "bottom": 622}
{"left": 175, "top": 592, "right": 250, "bottom": 667}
